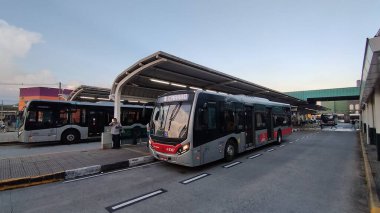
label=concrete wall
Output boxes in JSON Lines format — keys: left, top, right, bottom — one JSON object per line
{"left": 374, "top": 86, "right": 380, "bottom": 147}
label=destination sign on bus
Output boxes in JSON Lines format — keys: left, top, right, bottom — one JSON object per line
{"left": 159, "top": 94, "right": 189, "bottom": 103}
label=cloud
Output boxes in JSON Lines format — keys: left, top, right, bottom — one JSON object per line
{"left": 0, "top": 19, "right": 42, "bottom": 70}
{"left": 0, "top": 20, "right": 56, "bottom": 104}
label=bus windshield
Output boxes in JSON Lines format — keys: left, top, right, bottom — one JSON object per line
{"left": 150, "top": 102, "right": 192, "bottom": 140}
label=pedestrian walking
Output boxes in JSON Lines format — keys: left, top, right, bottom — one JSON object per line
{"left": 109, "top": 118, "right": 122, "bottom": 149}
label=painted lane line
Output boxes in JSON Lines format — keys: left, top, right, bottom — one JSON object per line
{"left": 279, "top": 144, "right": 285, "bottom": 147}
{"left": 63, "top": 161, "right": 162, "bottom": 183}
{"left": 248, "top": 153, "right": 262, "bottom": 159}
{"left": 295, "top": 139, "right": 300, "bottom": 142}
{"left": 106, "top": 189, "right": 167, "bottom": 212}
{"left": 223, "top": 161, "right": 242, "bottom": 168}
{"left": 266, "top": 148, "right": 275, "bottom": 152}
{"left": 180, "top": 173, "right": 210, "bottom": 184}
{"left": 289, "top": 141, "right": 293, "bottom": 144}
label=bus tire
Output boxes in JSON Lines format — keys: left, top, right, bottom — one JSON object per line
{"left": 276, "top": 131, "right": 282, "bottom": 144}
{"left": 224, "top": 140, "right": 237, "bottom": 162}
{"left": 61, "top": 129, "right": 80, "bottom": 144}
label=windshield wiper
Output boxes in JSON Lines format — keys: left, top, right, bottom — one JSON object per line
{"left": 179, "top": 125, "right": 187, "bottom": 138}
{"left": 168, "top": 102, "right": 182, "bottom": 131}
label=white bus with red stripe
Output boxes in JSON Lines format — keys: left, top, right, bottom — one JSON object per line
{"left": 148, "top": 90, "right": 292, "bottom": 167}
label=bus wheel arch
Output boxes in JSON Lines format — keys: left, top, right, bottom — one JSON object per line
{"left": 224, "top": 138, "right": 238, "bottom": 162}
{"left": 61, "top": 129, "right": 80, "bottom": 144}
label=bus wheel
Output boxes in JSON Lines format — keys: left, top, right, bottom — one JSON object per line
{"left": 62, "top": 130, "right": 79, "bottom": 144}
{"left": 276, "top": 131, "right": 282, "bottom": 144}
{"left": 224, "top": 140, "right": 236, "bottom": 162}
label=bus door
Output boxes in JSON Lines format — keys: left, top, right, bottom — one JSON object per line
{"left": 245, "top": 106, "right": 254, "bottom": 148}
{"left": 266, "top": 108, "right": 273, "bottom": 141}
{"left": 88, "top": 110, "right": 105, "bottom": 137}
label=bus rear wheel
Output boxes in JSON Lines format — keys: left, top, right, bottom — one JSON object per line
{"left": 62, "top": 130, "right": 80, "bottom": 144}
{"left": 224, "top": 140, "right": 236, "bottom": 162}
{"left": 276, "top": 131, "right": 282, "bottom": 144}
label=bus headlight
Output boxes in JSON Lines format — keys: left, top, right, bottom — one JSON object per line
{"left": 149, "top": 139, "right": 153, "bottom": 148}
{"left": 177, "top": 143, "right": 190, "bottom": 155}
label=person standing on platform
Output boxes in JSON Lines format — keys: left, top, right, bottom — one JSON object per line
{"left": 110, "top": 118, "right": 122, "bottom": 149}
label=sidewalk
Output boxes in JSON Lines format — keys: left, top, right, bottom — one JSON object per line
{"left": 0, "top": 143, "right": 155, "bottom": 190}
{"left": 363, "top": 134, "right": 380, "bottom": 197}
{"left": 361, "top": 132, "right": 380, "bottom": 212}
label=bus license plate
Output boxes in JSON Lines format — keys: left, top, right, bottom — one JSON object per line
{"left": 158, "top": 155, "right": 168, "bottom": 161}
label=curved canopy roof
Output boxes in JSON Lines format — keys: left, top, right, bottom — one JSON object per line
{"left": 111, "top": 51, "right": 308, "bottom": 106}
{"left": 68, "top": 85, "right": 111, "bottom": 102}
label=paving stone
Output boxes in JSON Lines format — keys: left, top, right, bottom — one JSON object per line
{"left": 1, "top": 143, "right": 151, "bottom": 182}
{"left": 22, "top": 161, "right": 40, "bottom": 177}
{"left": 9, "top": 158, "right": 26, "bottom": 179}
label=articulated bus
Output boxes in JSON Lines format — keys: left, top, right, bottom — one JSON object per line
{"left": 18, "top": 100, "right": 153, "bottom": 143}
{"left": 148, "top": 90, "right": 292, "bottom": 167}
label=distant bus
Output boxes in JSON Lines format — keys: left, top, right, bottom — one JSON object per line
{"left": 349, "top": 113, "right": 360, "bottom": 121}
{"left": 148, "top": 90, "right": 292, "bottom": 167}
{"left": 18, "top": 100, "right": 153, "bottom": 143}
{"left": 320, "top": 113, "right": 337, "bottom": 128}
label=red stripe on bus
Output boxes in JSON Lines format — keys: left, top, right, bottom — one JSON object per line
{"left": 259, "top": 132, "right": 267, "bottom": 143}
{"left": 150, "top": 140, "right": 181, "bottom": 154}
{"left": 282, "top": 127, "right": 292, "bottom": 136}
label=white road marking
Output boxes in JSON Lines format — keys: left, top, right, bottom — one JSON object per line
{"left": 279, "top": 145, "right": 285, "bottom": 147}
{"left": 63, "top": 161, "right": 162, "bottom": 183}
{"left": 181, "top": 173, "right": 210, "bottom": 184}
{"left": 223, "top": 161, "right": 242, "bottom": 168}
{"left": 248, "top": 154, "right": 262, "bottom": 159}
{"left": 109, "top": 189, "right": 166, "bottom": 211}
{"left": 266, "top": 148, "right": 275, "bottom": 152}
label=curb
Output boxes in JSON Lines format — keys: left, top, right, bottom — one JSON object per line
{"left": 0, "top": 155, "right": 155, "bottom": 191}
{"left": 0, "top": 172, "right": 65, "bottom": 191}
{"left": 359, "top": 132, "right": 380, "bottom": 213}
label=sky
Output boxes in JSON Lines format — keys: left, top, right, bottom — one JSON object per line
{"left": 0, "top": 0, "right": 379, "bottom": 104}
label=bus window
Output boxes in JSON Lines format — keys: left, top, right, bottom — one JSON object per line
{"left": 195, "top": 106, "right": 207, "bottom": 130}
{"left": 58, "top": 108, "right": 69, "bottom": 125}
{"left": 71, "top": 109, "right": 81, "bottom": 125}
{"left": 255, "top": 112, "right": 267, "bottom": 130}
{"left": 207, "top": 103, "right": 217, "bottom": 130}
{"left": 195, "top": 102, "right": 217, "bottom": 130}
{"left": 274, "top": 115, "right": 285, "bottom": 127}
{"left": 26, "top": 109, "right": 54, "bottom": 130}
{"left": 224, "top": 103, "right": 235, "bottom": 132}
{"left": 124, "top": 110, "right": 141, "bottom": 125}
{"left": 235, "top": 103, "right": 244, "bottom": 131}
{"left": 27, "top": 111, "right": 37, "bottom": 123}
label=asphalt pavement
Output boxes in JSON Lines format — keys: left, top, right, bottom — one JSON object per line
{"left": 0, "top": 129, "right": 368, "bottom": 213}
